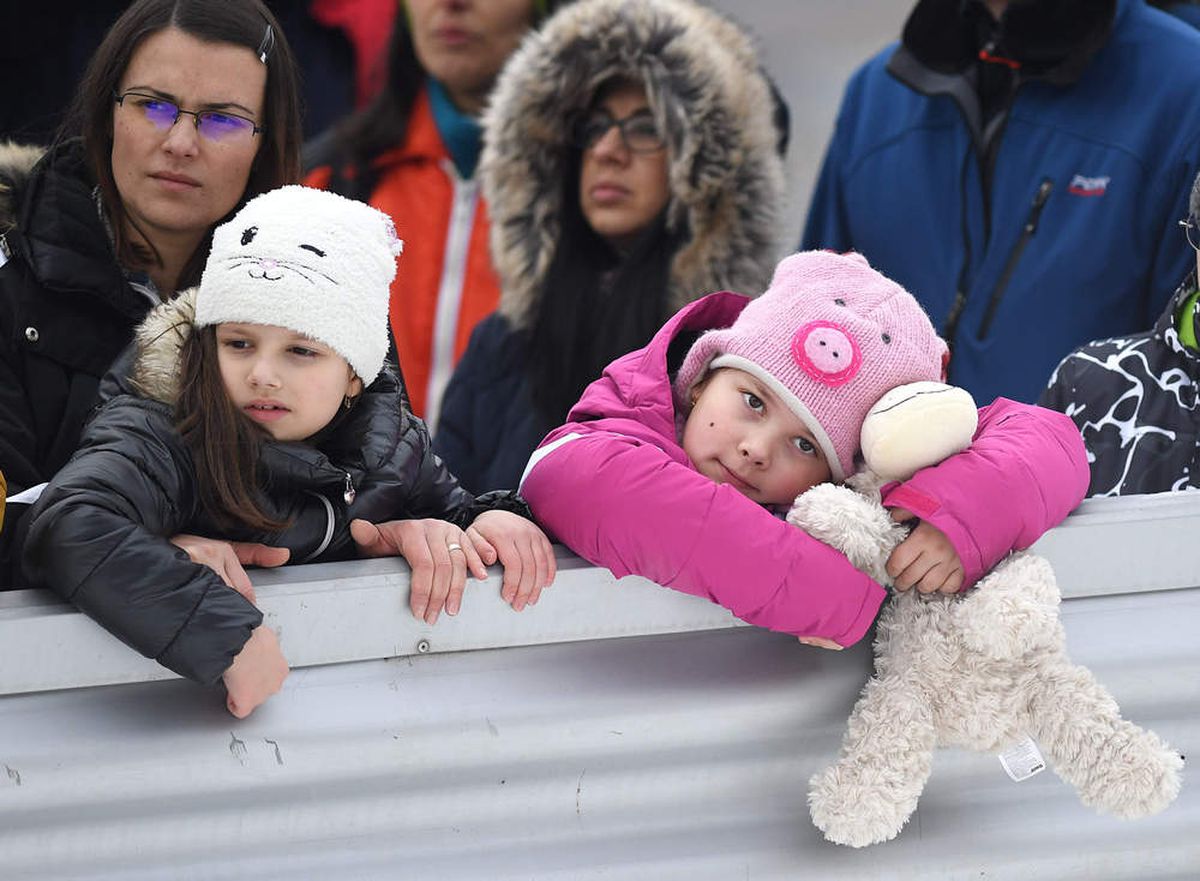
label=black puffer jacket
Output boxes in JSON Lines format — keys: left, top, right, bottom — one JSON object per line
{"left": 1040, "top": 275, "right": 1200, "bottom": 497}
{"left": 23, "top": 290, "right": 528, "bottom": 685}
{"left": 0, "top": 139, "right": 156, "bottom": 585}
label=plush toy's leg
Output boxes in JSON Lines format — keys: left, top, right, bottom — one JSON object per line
{"left": 1028, "top": 665, "right": 1183, "bottom": 818}
{"left": 954, "top": 554, "right": 1061, "bottom": 658}
{"left": 809, "top": 677, "right": 936, "bottom": 847}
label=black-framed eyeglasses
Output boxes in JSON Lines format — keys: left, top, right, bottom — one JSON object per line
{"left": 114, "top": 90, "right": 262, "bottom": 145}
{"left": 571, "top": 110, "right": 666, "bottom": 154}
{"left": 1180, "top": 216, "right": 1200, "bottom": 252}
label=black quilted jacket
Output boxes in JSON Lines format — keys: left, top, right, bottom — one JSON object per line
{"left": 0, "top": 139, "right": 157, "bottom": 586}
{"left": 22, "top": 291, "right": 528, "bottom": 685}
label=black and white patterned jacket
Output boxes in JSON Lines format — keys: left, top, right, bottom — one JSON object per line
{"left": 1040, "top": 275, "right": 1200, "bottom": 497}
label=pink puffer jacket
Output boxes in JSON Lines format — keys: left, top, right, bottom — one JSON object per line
{"left": 522, "top": 292, "right": 1089, "bottom": 647}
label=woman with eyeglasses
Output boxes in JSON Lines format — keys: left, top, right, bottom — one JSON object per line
{"left": 304, "top": 1, "right": 572, "bottom": 429}
{"left": 0, "top": 0, "right": 302, "bottom": 584}
{"left": 433, "top": 0, "right": 788, "bottom": 494}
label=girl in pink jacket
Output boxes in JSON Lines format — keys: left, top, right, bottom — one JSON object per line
{"left": 520, "top": 251, "right": 1089, "bottom": 648}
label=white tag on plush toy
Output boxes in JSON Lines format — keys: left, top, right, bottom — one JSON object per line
{"left": 998, "top": 736, "right": 1047, "bottom": 782}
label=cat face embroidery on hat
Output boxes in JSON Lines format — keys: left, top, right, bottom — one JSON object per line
{"left": 230, "top": 222, "right": 334, "bottom": 284}
{"left": 196, "top": 185, "right": 403, "bottom": 383}
{"left": 208, "top": 188, "right": 400, "bottom": 292}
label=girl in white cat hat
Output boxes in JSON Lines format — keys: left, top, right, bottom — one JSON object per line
{"left": 23, "top": 186, "right": 554, "bottom": 719}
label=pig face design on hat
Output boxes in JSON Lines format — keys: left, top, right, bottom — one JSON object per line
{"left": 792, "top": 318, "right": 864, "bottom": 387}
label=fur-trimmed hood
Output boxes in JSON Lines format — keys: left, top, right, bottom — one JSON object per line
{"left": 127, "top": 286, "right": 199, "bottom": 405}
{"left": 481, "top": 0, "right": 787, "bottom": 328}
{"left": 0, "top": 140, "right": 45, "bottom": 234}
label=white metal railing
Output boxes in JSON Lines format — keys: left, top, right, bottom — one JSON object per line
{"left": 1, "top": 491, "right": 1197, "bottom": 696}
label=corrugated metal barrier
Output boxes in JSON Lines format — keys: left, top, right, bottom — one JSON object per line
{"left": 1, "top": 492, "right": 1197, "bottom": 879}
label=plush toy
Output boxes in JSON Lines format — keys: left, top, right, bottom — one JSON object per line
{"left": 789, "top": 382, "right": 1184, "bottom": 848}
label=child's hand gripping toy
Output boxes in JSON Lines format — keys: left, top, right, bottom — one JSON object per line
{"left": 788, "top": 382, "right": 1184, "bottom": 848}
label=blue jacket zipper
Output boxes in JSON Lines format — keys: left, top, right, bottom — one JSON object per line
{"left": 978, "top": 177, "right": 1054, "bottom": 339}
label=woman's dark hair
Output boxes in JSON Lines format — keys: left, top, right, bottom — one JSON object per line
{"left": 176, "top": 325, "right": 287, "bottom": 534}
{"left": 526, "top": 149, "right": 681, "bottom": 421}
{"left": 60, "top": 0, "right": 302, "bottom": 289}
{"left": 319, "top": 13, "right": 424, "bottom": 195}
{"left": 319, "top": 1, "right": 568, "bottom": 195}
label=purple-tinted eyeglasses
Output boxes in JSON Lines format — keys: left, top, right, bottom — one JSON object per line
{"left": 114, "top": 90, "right": 262, "bottom": 144}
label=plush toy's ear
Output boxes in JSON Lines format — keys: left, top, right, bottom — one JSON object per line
{"left": 860, "top": 382, "right": 978, "bottom": 482}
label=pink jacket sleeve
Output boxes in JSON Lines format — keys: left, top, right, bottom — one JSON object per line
{"left": 523, "top": 429, "right": 887, "bottom": 647}
{"left": 881, "top": 398, "right": 1089, "bottom": 588}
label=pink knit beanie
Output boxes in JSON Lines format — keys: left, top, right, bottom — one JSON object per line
{"left": 674, "top": 251, "right": 948, "bottom": 481}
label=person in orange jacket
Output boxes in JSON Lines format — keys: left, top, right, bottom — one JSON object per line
{"left": 304, "top": 0, "right": 570, "bottom": 429}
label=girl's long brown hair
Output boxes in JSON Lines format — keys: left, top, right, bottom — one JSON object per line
{"left": 175, "top": 326, "right": 286, "bottom": 534}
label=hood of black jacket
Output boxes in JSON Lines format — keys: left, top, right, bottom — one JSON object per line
{"left": 901, "top": 0, "right": 1117, "bottom": 85}
{"left": 5, "top": 138, "right": 140, "bottom": 319}
{"left": 1153, "top": 271, "right": 1200, "bottom": 366}
{"left": 0, "top": 140, "right": 45, "bottom": 234}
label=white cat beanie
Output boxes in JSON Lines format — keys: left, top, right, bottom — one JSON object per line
{"left": 195, "top": 185, "right": 403, "bottom": 383}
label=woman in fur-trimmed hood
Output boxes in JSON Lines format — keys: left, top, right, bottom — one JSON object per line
{"left": 434, "top": 0, "right": 788, "bottom": 494}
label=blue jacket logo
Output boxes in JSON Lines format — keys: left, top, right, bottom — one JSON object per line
{"left": 1067, "top": 175, "right": 1110, "bottom": 197}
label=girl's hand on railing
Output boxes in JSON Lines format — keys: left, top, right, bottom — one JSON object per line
{"left": 170, "top": 534, "right": 290, "bottom": 604}
{"left": 223, "top": 625, "right": 288, "bottom": 718}
{"left": 465, "top": 510, "right": 557, "bottom": 612}
{"left": 351, "top": 518, "right": 487, "bottom": 624}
